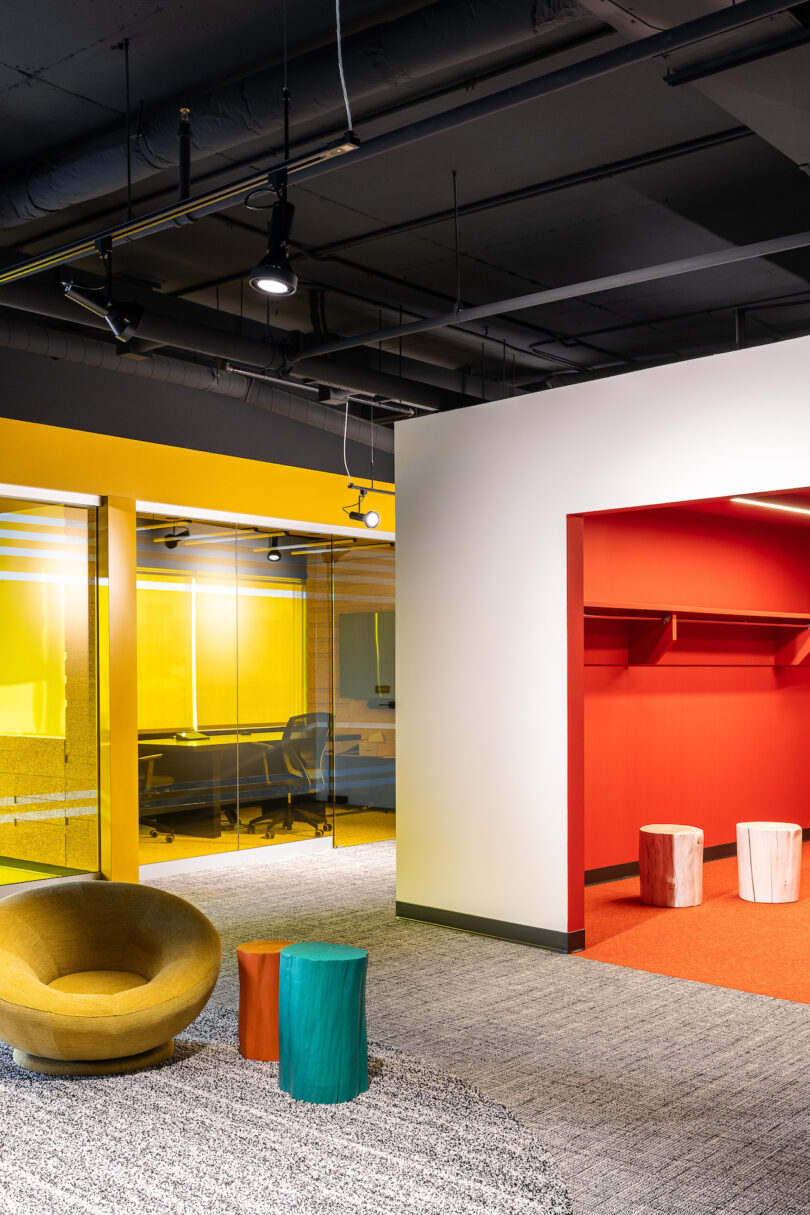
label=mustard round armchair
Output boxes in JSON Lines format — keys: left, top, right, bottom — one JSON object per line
{"left": 0, "top": 880, "right": 221, "bottom": 1075}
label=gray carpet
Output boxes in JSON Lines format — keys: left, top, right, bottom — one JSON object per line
{"left": 0, "top": 1031, "right": 571, "bottom": 1215}
{"left": 148, "top": 841, "right": 810, "bottom": 1215}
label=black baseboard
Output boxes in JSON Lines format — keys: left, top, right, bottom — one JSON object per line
{"left": 585, "top": 829, "right": 810, "bottom": 887}
{"left": 395, "top": 901, "right": 585, "bottom": 953}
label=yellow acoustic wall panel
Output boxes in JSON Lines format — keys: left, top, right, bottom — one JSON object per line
{"left": 0, "top": 580, "right": 65, "bottom": 737}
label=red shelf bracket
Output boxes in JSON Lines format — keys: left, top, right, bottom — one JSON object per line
{"left": 629, "top": 613, "right": 677, "bottom": 665}
{"left": 775, "top": 625, "right": 810, "bottom": 666}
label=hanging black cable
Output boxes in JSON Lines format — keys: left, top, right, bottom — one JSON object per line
{"left": 452, "top": 170, "right": 461, "bottom": 318}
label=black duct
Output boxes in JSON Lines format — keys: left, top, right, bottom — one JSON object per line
{"left": 0, "top": 0, "right": 581, "bottom": 227}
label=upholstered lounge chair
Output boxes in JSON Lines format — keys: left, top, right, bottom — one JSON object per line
{"left": 0, "top": 880, "right": 221, "bottom": 1075}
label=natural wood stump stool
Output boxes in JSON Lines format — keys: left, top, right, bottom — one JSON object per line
{"left": 736, "top": 822, "right": 802, "bottom": 903}
{"left": 639, "top": 824, "right": 704, "bottom": 907}
{"left": 237, "top": 939, "right": 294, "bottom": 1061}
{"left": 278, "top": 942, "right": 369, "bottom": 1104}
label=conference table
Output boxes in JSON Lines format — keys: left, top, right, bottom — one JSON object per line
{"left": 138, "top": 727, "right": 363, "bottom": 838}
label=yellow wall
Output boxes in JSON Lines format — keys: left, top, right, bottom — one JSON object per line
{"left": 0, "top": 418, "right": 395, "bottom": 532}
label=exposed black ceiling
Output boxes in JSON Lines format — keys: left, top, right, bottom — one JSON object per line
{"left": 3, "top": 0, "right": 810, "bottom": 434}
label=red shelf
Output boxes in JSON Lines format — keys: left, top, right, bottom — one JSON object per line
{"left": 584, "top": 602, "right": 810, "bottom": 667}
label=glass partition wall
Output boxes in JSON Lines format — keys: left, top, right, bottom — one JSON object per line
{"left": 136, "top": 515, "right": 395, "bottom": 864}
{"left": 0, "top": 498, "right": 99, "bottom": 885}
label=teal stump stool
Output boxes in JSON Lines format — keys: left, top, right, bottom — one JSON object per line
{"left": 278, "top": 942, "right": 369, "bottom": 1104}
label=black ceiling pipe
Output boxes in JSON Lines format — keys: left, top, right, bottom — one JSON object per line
{"left": 292, "top": 354, "right": 478, "bottom": 411}
{"left": 294, "top": 226, "right": 810, "bottom": 362}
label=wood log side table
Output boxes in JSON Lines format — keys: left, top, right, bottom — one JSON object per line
{"left": 736, "top": 821, "right": 802, "bottom": 904}
{"left": 278, "top": 941, "right": 369, "bottom": 1104}
{"left": 237, "top": 939, "right": 294, "bottom": 1062}
{"left": 639, "top": 824, "right": 704, "bottom": 907}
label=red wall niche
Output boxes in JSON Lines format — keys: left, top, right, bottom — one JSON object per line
{"left": 582, "top": 504, "right": 810, "bottom": 872}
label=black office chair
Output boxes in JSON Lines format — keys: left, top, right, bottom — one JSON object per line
{"left": 247, "top": 712, "right": 334, "bottom": 839}
{"left": 138, "top": 752, "right": 177, "bottom": 843}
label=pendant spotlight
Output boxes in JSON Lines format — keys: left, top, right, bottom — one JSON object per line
{"left": 267, "top": 536, "right": 283, "bottom": 561}
{"left": 162, "top": 526, "right": 190, "bottom": 549}
{"left": 63, "top": 240, "right": 142, "bottom": 342}
{"left": 348, "top": 503, "right": 380, "bottom": 529}
{"left": 248, "top": 199, "right": 297, "bottom": 297}
{"left": 345, "top": 486, "right": 380, "bottom": 529}
{"left": 63, "top": 282, "right": 143, "bottom": 341}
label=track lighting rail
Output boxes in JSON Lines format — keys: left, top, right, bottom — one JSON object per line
{"left": 0, "top": 135, "right": 359, "bottom": 288}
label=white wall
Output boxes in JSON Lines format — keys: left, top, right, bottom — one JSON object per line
{"left": 395, "top": 335, "right": 810, "bottom": 938}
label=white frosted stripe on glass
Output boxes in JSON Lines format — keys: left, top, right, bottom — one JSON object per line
{"left": 136, "top": 580, "right": 304, "bottom": 599}
{"left": 0, "top": 572, "right": 90, "bottom": 586}
{"left": 0, "top": 790, "right": 97, "bottom": 807}
{"left": 0, "top": 546, "right": 84, "bottom": 561}
{"left": 0, "top": 806, "right": 97, "bottom": 822}
{"left": 0, "top": 529, "right": 86, "bottom": 545}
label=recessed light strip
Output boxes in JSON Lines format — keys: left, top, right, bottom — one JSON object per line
{"left": 730, "top": 496, "right": 810, "bottom": 517}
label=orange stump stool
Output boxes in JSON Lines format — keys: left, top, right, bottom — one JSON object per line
{"left": 237, "top": 940, "right": 294, "bottom": 1061}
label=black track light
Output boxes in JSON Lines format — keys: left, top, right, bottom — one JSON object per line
{"left": 248, "top": 202, "right": 297, "bottom": 297}
{"left": 162, "top": 527, "right": 190, "bottom": 549}
{"left": 348, "top": 507, "right": 380, "bottom": 529}
{"left": 267, "top": 536, "right": 283, "bottom": 561}
{"left": 63, "top": 281, "right": 143, "bottom": 342}
{"left": 104, "top": 300, "right": 143, "bottom": 342}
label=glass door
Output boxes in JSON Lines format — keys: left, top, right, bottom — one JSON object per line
{"left": 331, "top": 540, "right": 396, "bottom": 845}
{"left": 135, "top": 517, "right": 395, "bottom": 862}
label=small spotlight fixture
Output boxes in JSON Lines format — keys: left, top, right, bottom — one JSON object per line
{"left": 344, "top": 485, "right": 381, "bottom": 529}
{"left": 248, "top": 201, "right": 297, "bottom": 297}
{"left": 63, "top": 281, "right": 143, "bottom": 342}
{"left": 162, "top": 526, "right": 190, "bottom": 549}
{"left": 267, "top": 536, "right": 283, "bottom": 561}
{"left": 348, "top": 507, "right": 380, "bottom": 529}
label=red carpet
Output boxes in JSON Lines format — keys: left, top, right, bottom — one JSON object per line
{"left": 582, "top": 841, "right": 810, "bottom": 1003}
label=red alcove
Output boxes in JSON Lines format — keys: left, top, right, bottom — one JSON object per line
{"left": 569, "top": 490, "right": 810, "bottom": 918}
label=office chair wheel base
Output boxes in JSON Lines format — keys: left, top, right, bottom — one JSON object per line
{"left": 149, "top": 829, "right": 158, "bottom": 838}
{"left": 247, "top": 824, "right": 256, "bottom": 834}
{"left": 264, "top": 832, "right": 275, "bottom": 840}
{"left": 165, "top": 834, "right": 174, "bottom": 844}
